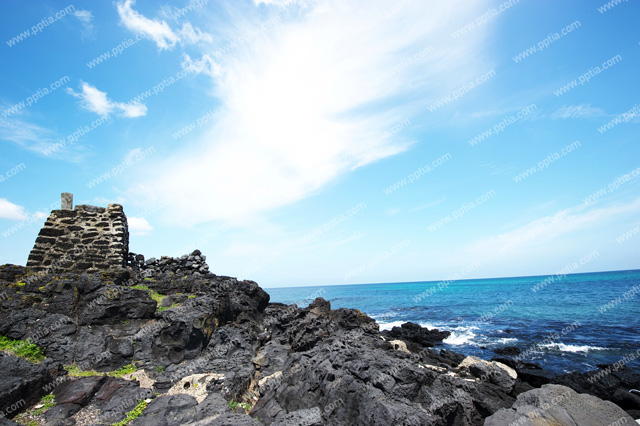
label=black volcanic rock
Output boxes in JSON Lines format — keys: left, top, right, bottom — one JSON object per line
{"left": 131, "top": 394, "right": 198, "bottom": 426}
{"left": 0, "top": 353, "right": 54, "bottom": 419}
{"left": 493, "top": 346, "right": 521, "bottom": 356}
{"left": 381, "top": 321, "right": 450, "bottom": 351}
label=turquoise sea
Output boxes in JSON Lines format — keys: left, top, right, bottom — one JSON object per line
{"left": 266, "top": 270, "right": 640, "bottom": 374}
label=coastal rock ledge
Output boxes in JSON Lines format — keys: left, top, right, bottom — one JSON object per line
{"left": 0, "top": 199, "right": 637, "bottom": 425}
{"left": 1, "top": 263, "right": 637, "bottom": 426}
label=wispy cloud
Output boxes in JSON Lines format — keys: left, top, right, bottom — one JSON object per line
{"left": 116, "top": 0, "right": 211, "bottom": 50}
{"left": 478, "top": 163, "right": 518, "bottom": 176}
{"left": 464, "top": 197, "right": 640, "bottom": 259}
{"left": 73, "top": 10, "right": 94, "bottom": 36}
{"left": 411, "top": 198, "right": 446, "bottom": 212}
{"left": 181, "top": 53, "right": 221, "bottom": 78}
{"left": 0, "top": 116, "right": 58, "bottom": 155}
{"left": 129, "top": 0, "right": 494, "bottom": 225}
{"left": 332, "top": 231, "right": 365, "bottom": 247}
{"left": 67, "top": 81, "right": 147, "bottom": 118}
{"left": 1, "top": 115, "right": 51, "bottom": 146}
{"left": 551, "top": 104, "right": 607, "bottom": 120}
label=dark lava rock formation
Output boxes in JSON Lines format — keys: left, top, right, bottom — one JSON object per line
{"left": 0, "top": 260, "right": 639, "bottom": 425}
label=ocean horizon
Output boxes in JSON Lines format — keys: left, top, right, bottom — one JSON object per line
{"left": 267, "top": 269, "right": 640, "bottom": 375}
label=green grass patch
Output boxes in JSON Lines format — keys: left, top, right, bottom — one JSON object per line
{"left": 13, "top": 394, "right": 56, "bottom": 424}
{"left": 158, "top": 302, "right": 180, "bottom": 312}
{"left": 65, "top": 363, "right": 137, "bottom": 378}
{"left": 65, "top": 364, "right": 101, "bottom": 377}
{"left": 131, "top": 285, "right": 165, "bottom": 306}
{"left": 0, "top": 335, "right": 45, "bottom": 363}
{"left": 16, "top": 280, "right": 26, "bottom": 287}
{"left": 143, "top": 277, "right": 156, "bottom": 281}
{"left": 110, "top": 363, "right": 137, "bottom": 377}
{"left": 228, "top": 399, "right": 251, "bottom": 414}
{"left": 111, "top": 399, "right": 148, "bottom": 426}
{"left": 33, "top": 394, "right": 55, "bottom": 415}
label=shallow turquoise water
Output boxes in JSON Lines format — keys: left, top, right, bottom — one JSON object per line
{"left": 266, "top": 270, "right": 640, "bottom": 374}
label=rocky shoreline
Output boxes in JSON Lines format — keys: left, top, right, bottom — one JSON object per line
{"left": 0, "top": 257, "right": 638, "bottom": 425}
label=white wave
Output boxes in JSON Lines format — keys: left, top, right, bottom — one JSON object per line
{"left": 444, "top": 329, "right": 476, "bottom": 346}
{"left": 539, "top": 343, "right": 607, "bottom": 353}
{"left": 418, "top": 322, "right": 437, "bottom": 330}
{"left": 491, "top": 337, "right": 519, "bottom": 345}
{"left": 377, "top": 321, "right": 407, "bottom": 331}
{"left": 419, "top": 322, "right": 479, "bottom": 332}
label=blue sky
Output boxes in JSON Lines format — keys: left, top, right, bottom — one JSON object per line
{"left": 1, "top": 0, "right": 638, "bottom": 288}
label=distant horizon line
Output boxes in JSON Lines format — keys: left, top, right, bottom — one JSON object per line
{"left": 262, "top": 267, "right": 640, "bottom": 289}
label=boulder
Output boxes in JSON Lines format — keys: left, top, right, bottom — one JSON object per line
{"left": 0, "top": 354, "right": 53, "bottom": 419}
{"left": 130, "top": 394, "right": 198, "bottom": 426}
{"left": 382, "top": 322, "right": 450, "bottom": 351}
{"left": 458, "top": 356, "right": 517, "bottom": 392}
{"left": 77, "top": 286, "right": 156, "bottom": 325}
{"left": 485, "top": 384, "right": 636, "bottom": 426}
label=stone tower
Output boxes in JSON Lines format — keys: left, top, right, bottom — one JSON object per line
{"left": 26, "top": 193, "right": 129, "bottom": 272}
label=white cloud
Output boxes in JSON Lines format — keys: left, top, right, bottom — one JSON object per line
{"left": 129, "top": 0, "right": 494, "bottom": 225}
{"left": 551, "top": 104, "right": 607, "bottom": 120}
{"left": 67, "top": 82, "right": 147, "bottom": 118}
{"left": 182, "top": 54, "right": 221, "bottom": 78}
{"left": 178, "top": 22, "right": 213, "bottom": 44}
{"left": 128, "top": 217, "right": 153, "bottom": 236}
{"left": 33, "top": 211, "right": 49, "bottom": 221}
{"left": 464, "top": 197, "right": 640, "bottom": 259}
{"left": 116, "top": 0, "right": 210, "bottom": 50}
{"left": 0, "top": 199, "right": 28, "bottom": 221}
{"left": 73, "top": 10, "right": 94, "bottom": 35}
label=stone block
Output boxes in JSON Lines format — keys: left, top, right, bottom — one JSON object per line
{"left": 61, "top": 192, "right": 73, "bottom": 210}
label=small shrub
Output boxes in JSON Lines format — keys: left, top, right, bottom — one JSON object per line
{"left": 156, "top": 365, "right": 164, "bottom": 373}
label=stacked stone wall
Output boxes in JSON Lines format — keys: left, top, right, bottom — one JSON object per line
{"left": 26, "top": 204, "right": 129, "bottom": 272}
{"left": 128, "top": 250, "right": 210, "bottom": 277}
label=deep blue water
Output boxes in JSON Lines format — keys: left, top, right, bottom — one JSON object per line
{"left": 266, "top": 270, "right": 640, "bottom": 374}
